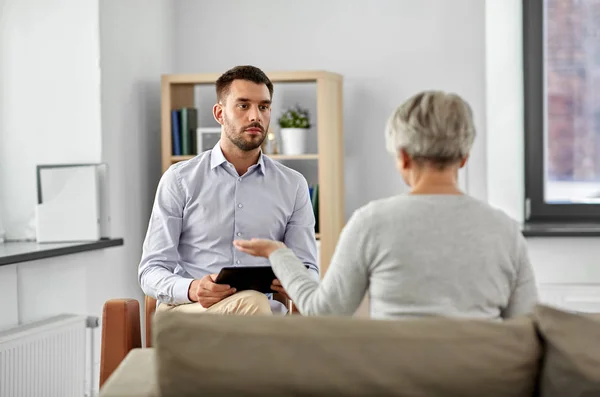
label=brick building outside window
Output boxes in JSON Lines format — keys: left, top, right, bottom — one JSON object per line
{"left": 544, "top": 0, "right": 600, "bottom": 203}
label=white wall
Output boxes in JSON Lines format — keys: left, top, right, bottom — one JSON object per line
{"left": 0, "top": 0, "right": 173, "bottom": 394}
{"left": 173, "top": 0, "right": 488, "bottom": 219}
{"left": 485, "top": 0, "right": 524, "bottom": 224}
{"left": 0, "top": 0, "right": 7, "bottom": 242}
{"left": 0, "top": 265, "right": 18, "bottom": 330}
{"left": 98, "top": 0, "right": 173, "bottom": 339}
{"left": 0, "top": 0, "right": 102, "bottom": 239}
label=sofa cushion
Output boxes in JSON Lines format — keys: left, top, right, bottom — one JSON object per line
{"left": 153, "top": 312, "right": 541, "bottom": 397}
{"left": 99, "top": 348, "right": 157, "bottom": 397}
{"left": 534, "top": 305, "right": 600, "bottom": 397}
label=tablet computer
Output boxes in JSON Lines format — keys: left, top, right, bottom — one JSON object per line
{"left": 214, "top": 265, "right": 310, "bottom": 294}
{"left": 214, "top": 266, "right": 277, "bottom": 294}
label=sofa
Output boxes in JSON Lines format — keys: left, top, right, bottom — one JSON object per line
{"left": 99, "top": 302, "right": 600, "bottom": 397}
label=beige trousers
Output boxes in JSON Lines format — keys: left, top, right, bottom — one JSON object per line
{"left": 156, "top": 290, "right": 273, "bottom": 315}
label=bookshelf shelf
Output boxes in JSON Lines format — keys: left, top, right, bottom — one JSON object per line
{"left": 161, "top": 70, "right": 344, "bottom": 276}
{"left": 171, "top": 155, "right": 194, "bottom": 163}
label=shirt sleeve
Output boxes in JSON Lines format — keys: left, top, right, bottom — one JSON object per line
{"left": 138, "top": 166, "right": 194, "bottom": 305}
{"left": 502, "top": 232, "right": 539, "bottom": 318}
{"left": 270, "top": 207, "right": 370, "bottom": 316}
{"left": 282, "top": 176, "right": 319, "bottom": 279}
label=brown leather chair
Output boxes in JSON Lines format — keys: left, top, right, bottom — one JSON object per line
{"left": 99, "top": 293, "right": 297, "bottom": 388}
{"left": 99, "top": 298, "right": 142, "bottom": 388}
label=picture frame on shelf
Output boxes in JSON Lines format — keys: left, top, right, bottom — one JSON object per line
{"left": 196, "top": 127, "right": 221, "bottom": 153}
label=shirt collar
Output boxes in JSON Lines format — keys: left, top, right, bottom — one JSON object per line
{"left": 256, "top": 151, "right": 266, "bottom": 175}
{"left": 210, "top": 141, "right": 266, "bottom": 175}
{"left": 210, "top": 142, "right": 227, "bottom": 169}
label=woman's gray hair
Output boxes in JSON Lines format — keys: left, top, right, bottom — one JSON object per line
{"left": 385, "top": 90, "right": 476, "bottom": 167}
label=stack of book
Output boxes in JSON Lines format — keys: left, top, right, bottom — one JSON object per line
{"left": 171, "top": 107, "right": 198, "bottom": 156}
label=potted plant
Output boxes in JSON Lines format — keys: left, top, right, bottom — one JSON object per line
{"left": 277, "top": 105, "right": 311, "bottom": 155}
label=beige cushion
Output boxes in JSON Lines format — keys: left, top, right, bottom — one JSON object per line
{"left": 534, "top": 305, "right": 600, "bottom": 397}
{"left": 153, "top": 312, "right": 541, "bottom": 397}
{"left": 99, "top": 348, "right": 157, "bottom": 397}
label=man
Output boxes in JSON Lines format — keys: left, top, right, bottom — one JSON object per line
{"left": 139, "top": 65, "right": 318, "bottom": 315}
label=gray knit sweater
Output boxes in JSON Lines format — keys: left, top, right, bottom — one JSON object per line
{"left": 269, "top": 194, "right": 538, "bottom": 320}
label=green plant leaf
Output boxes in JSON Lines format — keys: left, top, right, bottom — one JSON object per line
{"left": 277, "top": 104, "right": 311, "bottom": 128}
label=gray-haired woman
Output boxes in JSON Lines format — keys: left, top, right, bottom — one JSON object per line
{"left": 234, "top": 90, "right": 539, "bottom": 320}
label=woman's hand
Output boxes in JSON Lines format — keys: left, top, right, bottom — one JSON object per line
{"left": 233, "top": 238, "right": 286, "bottom": 258}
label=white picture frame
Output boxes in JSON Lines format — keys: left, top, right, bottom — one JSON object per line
{"left": 196, "top": 127, "right": 221, "bottom": 153}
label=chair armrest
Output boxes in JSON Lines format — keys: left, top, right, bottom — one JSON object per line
{"left": 273, "top": 292, "right": 300, "bottom": 315}
{"left": 99, "top": 299, "right": 142, "bottom": 389}
{"left": 145, "top": 295, "right": 157, "bottom": 348}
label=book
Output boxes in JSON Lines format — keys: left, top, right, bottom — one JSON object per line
{"left": 171, "top": 110, "right": 182, "bottom": 155}
{"left": 180, "top": 108, "right": 198, "bottom": 155}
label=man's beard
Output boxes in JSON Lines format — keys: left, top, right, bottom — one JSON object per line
{"left": 224, "top": 121, "right": 267, "bottom": 152}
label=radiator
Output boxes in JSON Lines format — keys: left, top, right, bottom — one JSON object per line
{"left": 0, "top": 314, "right": 88, "bottom": 397}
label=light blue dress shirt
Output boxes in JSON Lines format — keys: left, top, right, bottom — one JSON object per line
{"left": 139, "top": 141, "right": 319, "bottom": 305}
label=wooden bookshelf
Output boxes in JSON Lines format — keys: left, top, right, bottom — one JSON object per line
{"left": 161, "top": 70, "right": 344, "bottom": 276}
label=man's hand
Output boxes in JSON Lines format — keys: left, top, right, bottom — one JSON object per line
{"left": 271, "top": 279, "right": 290, "bottom": 300}
{"left": 233, "top": 238, "right": 286, "bottom": 258}
{"left": 188, "top": 274, "right": 236, "bottom": 308}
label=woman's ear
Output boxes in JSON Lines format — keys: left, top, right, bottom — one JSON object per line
{"left": 459, "top": 155, "right": 469, "bottom": 168}
{"left": 399, "top": 148, "right": 411, "bottom": 170}
{"left": 213, "top": 103, "right": 224, "bottom": 125}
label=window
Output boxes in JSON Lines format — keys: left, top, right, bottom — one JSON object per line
{"left": 524, "top": 0, "right": 600, "bottom": 223}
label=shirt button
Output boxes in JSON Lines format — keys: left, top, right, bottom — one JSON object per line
{"left": 238, "top": 177, "right": 242, "bottom": 182}
{"left": 237, "top": 203, "right": 243, "bottom": 208}
{"left": 236, "top": 232, "right": 242, "bottom": 237}
{"left": 236, "top": 260, "right": 240, "bottom": 264}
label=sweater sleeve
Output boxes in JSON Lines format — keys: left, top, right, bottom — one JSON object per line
{"left": 268, "top": 208, "right": 370, "bottom": 316}
{"left": 502, "top": 232, "right": 539, "bottom": 318}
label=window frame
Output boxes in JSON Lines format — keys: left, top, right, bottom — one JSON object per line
{"left": 523, "top": 0, "right": 600, "bottom": 223}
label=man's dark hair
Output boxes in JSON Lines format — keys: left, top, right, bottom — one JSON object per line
{"left": 215, "top": 65, "right": 274, "bottom": 102}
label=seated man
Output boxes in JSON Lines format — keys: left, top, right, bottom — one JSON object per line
{"left": 138, "top": 65, "right": 318, "bottom": 315}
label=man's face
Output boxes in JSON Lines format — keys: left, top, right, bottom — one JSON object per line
{"left": 216, "top": 79, "right": 272, "bottom": 151}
